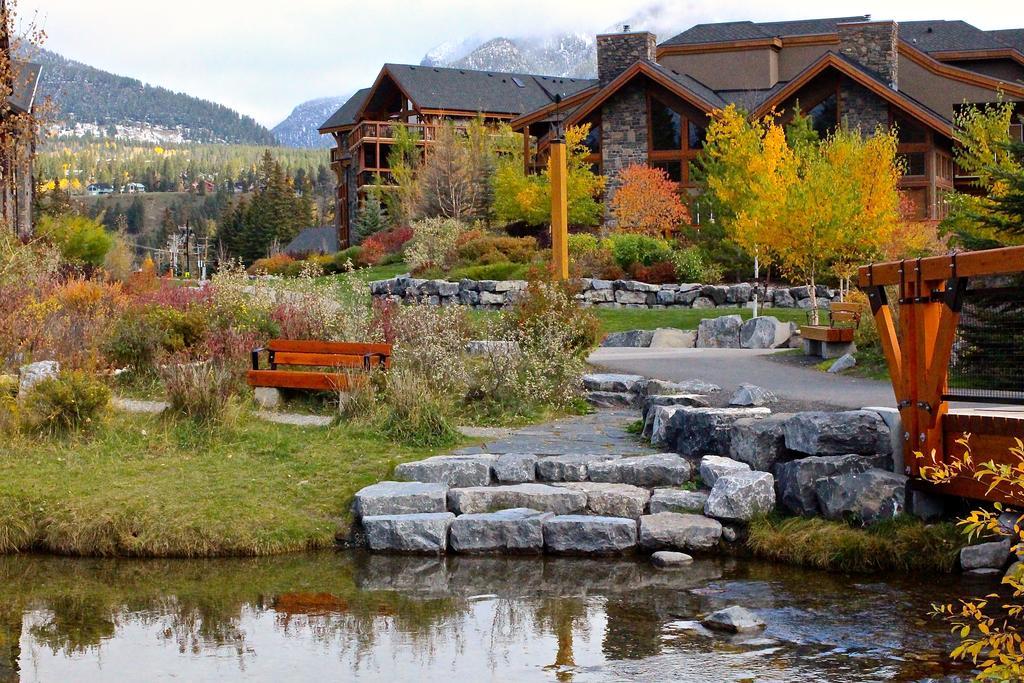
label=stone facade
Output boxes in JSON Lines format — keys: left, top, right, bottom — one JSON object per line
{"left": 596, "top": 32, "right": 657, "bottom": 86}
{"left": 837, "top": 21, "right": 898, "bottom": 89}
{"left": 839, "top": 80, "right": 890, "bottom": 134}
{"left": 601, "top": 82, "right": 649, "bottom": 217}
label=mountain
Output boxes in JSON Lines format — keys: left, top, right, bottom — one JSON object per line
{"left": 33, "top": 47, "right": 277, "bottom": 145}
{"left": 272, "top": 95, "right": 350, "bottom": 148}
{"left": 424, "top": 33, "right": 597, "bottom": 78}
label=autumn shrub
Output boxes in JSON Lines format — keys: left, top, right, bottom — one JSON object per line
{"left": 250, "top": 253, "right": 298, "bottom": 276}
{"left": 629, "top": 260, "right": 678, "bottom": 284}
{"left": 568, "top": 236, "right": 623, "bottom": 280}
{"left": 672, "top": 246, "right": 723, "bottom": 283}
{"left": 36, "top": 214, "right": 114, "bottom": 268}
{"left": 159, "top": 358, "right": 237, "bottom": 423}
{"left": 102, "top": 314, "right": 167, "bottom": 371}
{"left": 448, "top": 262, "right": 530, "bottom": 281}
{"left": 610, "top": 163, "right": 690, "bottom": 236}
{"left": 455, "top": 233, "right": 539, "bottom": 265}
{"left": 604, "top": 233, "right": 673, "bottom": 270}
{"left": 19, "top": 370, "right": 111, "bottom": 436}
{"left": 331, "top": 246, "right": 364, "bottom": 271}
{"left": 360, "top": 227, "right": 413, "bottom": 266}
{"left": 345, "top": 367, "right": 459, "bottom": 448}
{"left": 405, "top": 218, "right": 469, "bottom": 272}
{"left": 103, "top": 233, "right": 136, "bottom": 282}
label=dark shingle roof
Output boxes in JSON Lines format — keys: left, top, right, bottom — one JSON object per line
{"left": 647, "top": 61, "right": 726, "bottom": 108}
{"left": 901, "top": 20, "right": 1009, "bottom": 53}
{"left": 284, "top": 226, "right": 338, "bottom": 256}
{"left": 319, "top": 87, "right": 371, "bottom": 132}
{"left": 661, "top": 16, "right": 869, "bottom": 47}
{"left": 9, "top": 61, "right": 41, "bottom": 113}
{"left": 716, "top": 83, "right": 791, "bottom": 112}
{"left": 990, "top": 29, "right": 1024, "bottom": 53}
{"left": 381, "top": 63, "right": 596, "bottom": 115}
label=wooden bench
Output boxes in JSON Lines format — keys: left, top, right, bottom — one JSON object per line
{"left": 800, "top": 302, "right": 861, "bottom": 358}
{"left": 247, "top": 339, "right": 392, "bottom": 392}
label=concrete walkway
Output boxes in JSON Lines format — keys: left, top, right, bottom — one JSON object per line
{"left": 589, "top": 347, "right": 895, "bottom": 412}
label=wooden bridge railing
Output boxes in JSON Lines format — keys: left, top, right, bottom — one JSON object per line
{"left": 857, "top": 245, "right": 1024, "bottom": 503}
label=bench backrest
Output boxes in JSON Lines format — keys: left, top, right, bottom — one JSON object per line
{"left": 267, "top": 339, "right": 392, "bottom": 369}
{"left": 829, "top": 302, "right": 862, "bottom": 327}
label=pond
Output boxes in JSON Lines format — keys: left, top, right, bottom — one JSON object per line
{"left": 0, "top": 551, "right": 978, "bottom": 682}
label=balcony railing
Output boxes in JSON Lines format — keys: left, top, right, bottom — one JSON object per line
{"left": 346, "top": 120, "right": 469, "bottom": 155}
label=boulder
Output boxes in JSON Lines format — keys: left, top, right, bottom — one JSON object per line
{"left": 601, "top": 330, "right": 655, "bottom": 348}
{"left": 696, "top": 315, "right": 743, "bottom": 348}
{"left": 700, "top": 285, "right": 728, "bottom": 305}
{"left": 586, "top": 391, "right": 637, "bottom": 409}
{"left": 648, "top": 489, "right": 709, "bottom": 514}
{"left": 773, "top": 454, "right": 877, "bottom": 516}
{"left": 739, "top": 316, "right": 794, "bottom": 349}
{"left": 670, "top": 406, "right": 772, "bottom": 457}
{"left": 447, "top": 483, "right": 587, "bottom": 515}
{"left": 615, "top": 289, "right": 648, "bottom": 305}
{"left": 542, "top": 515, "right": 638, "bottom": 554}
{"left": 362, "top": 512, "right": 455, "bottom": 554}
{"left": 639, "top": 512, "right": 722, "bottom": 551}
{"left": 960, "top": 540, "right": 1012, "bottom": 571}
{"left": 493, "top": 452, "right": 537, "bottom": 484}
{"left": 692, "top": 296, "right": 716, "bottom": 309}
{"left": 728, "top": 283, "right": 753, "bottom": 304}
{"left": 729, "top": 414, "right": 794, "bottom": 471}
{"left": 699, "top": 455, "right": 751, "bottom": 487}
{"left": 554, "top": 482, "right": 651, "bottom": 519}
{"left": 588, "top": 453, "right": 693, "bottom": 487}
{"left": 394, "top": 455, "right": 496, "bottom": 488}
{"left": 783, "top": 410, "right": 892, "bottom": 456}
{"left": 728, "top": 384, "right": 776, "bottom": 407}
{"left": 18, "top": 360, "right": 60, "bottom": 397}
{"left": 907, "top": 488, "right": 947, "bottom": 522}
{"left": 536, "top": 453, "right": 618, "bottom": 482}
{"left": 354, "top": 481, "right": 448, "bottom": 518}
{"left": 701, "top": 606, "right": 766, "bottom": 633}
{"left": 814, "top": 468, "right": 908, "bottom": 524}
{"left": 641, "top": 395, "right": 711, "bottom": 437}
{"left": 645, "top": 378, "right": 721, "bottom": 395}
{"left": 675, "top": 288, "right": 701, "bottom": 306}
{"left": 649, "top": 328, "right": 696, "bottom": 348}
{"left": 772, "top": 289, "right": 796, "bottom": 308}
{"left": 651, "top": 550, "right": 694, "bottom": 568}
{"left": 582, "top": 373, "right": 647, "bottom": 394}
{"left": 704, "top": 471, "right": 776, "bottom": 522}
{"left": 448, "top": 508, "right": 551, "bottom": 553}
{"left": 828, "top": 353, "right": 857, "bottom": 373}
{"left": 253, "top": 387, "right": 281, "bottom": 410}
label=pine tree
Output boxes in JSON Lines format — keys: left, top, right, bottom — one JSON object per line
{"left": 125, "top": 197, "right": 145, "bottom": 234}
{"left": 354, "top": 190, "right": 388, "bottom": 240}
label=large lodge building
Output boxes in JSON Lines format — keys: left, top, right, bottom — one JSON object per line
{"left": 320, "top": 16, "right": 1024, "bottom": 248}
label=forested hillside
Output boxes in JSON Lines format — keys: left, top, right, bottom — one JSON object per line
{"left": 33, "top": 47, "right": 277, "bottom": 145}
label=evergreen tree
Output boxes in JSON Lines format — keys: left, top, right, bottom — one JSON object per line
{"left": 217, "top": 198, "right": 247, "bottom": 260}
{"left": 125, "top": 197, "right": 145, "bottom": 234}
{"left": 354, "top": 190, "right": 388, "bottom": 240}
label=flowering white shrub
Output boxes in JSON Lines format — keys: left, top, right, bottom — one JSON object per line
{"left": 404, "top": 217, "right": 468, "bottom": 272}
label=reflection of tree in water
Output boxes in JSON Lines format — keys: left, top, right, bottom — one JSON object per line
{"left": 602, "top": 596, "right": 662, "bottom": 660}
{"left": 533, "top": 597, "right": 591, "bottom": 681}
{"left": 0, "top": 602, "right": 21, "bottom": 683}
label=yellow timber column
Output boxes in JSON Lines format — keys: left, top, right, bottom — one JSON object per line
{"left": 550, "top": 136, "right": 569, "bottom": 280}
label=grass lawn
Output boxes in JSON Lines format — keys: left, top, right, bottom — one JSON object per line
{"left": 592, "top": 306, "right": 807, "bottom": 334}
{"left": 0, "top": 411, "right": 457, "bottom": 557}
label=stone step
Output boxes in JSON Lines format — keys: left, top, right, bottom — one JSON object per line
{"left": 587, "top": 453, "right": 693, "bottom": 487}
{"left": 699, "top": 455, "right": 751, "bottom": 487}
{"left": 535, "top": 453, "right": 620, "bottom": 482}
{"left": 648, "top": 488, "right": 709, "bottom": 514}
{"left": 354, "top": 481, "right": 448, "bottom": 518}
{"left": 639, "top": 512, "right": 722, "bottom": 551}
{"left": 362, "top": 512, "right": 455, "bottom": 554}
{"left": 552, "top": 482, "right": 650, "bottom": 519}
{"left": 394, "top": 454, "right": 497, "bottom": 488}
{"left": 447, "top": 483, "right": 587, "bottom": 515}
{"left": 448, "top": 508, "right": 550, "bottom": 554}
{"left": 542, "top": 515, "right": 638, "bottom": 554}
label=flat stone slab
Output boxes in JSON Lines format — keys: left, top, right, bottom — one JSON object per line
{"left": 447, "top": 484, "right": 587, "bottom": 515}
{"left": 493, "top": 452, "right": 537, "bottom": 483}
{"left": 448, "top": 508, "right": 551, "bottom": 554}
{"left": 645, "top": 378, "right": 721, "bottom": 395}
{"left": 704, "top": 471, "right": 776, "bottom": 523}
{"left": 651, "top": 550, "right": 694, "bottom": 568}
{"left": 394, "top": 454, "right": 496, "bottom": 488}
{"left": 362, "top": 512, "right": 455, "bottom": 554}
{"left": 588, "top": 453, "right": 693, "bottom": 487}
{"left": 582, "top": 373, "right": 647, "bottom": 394}
{"left": 702, "top": 606, "right": 766, "bottom": 633}
{"left": 649, "top": 489, "right": 709, "bottom": 514}
{"left": 554, "top": 482, "right": 651, "bottom": 519}
{"left": 455, "top": 410, "right": 655, "bottom": 458}
{"left": 639, "top": 512, "right": 722, "bottom": 551}
{"left": 255, "top": 411, "right": 333, "bottom": 427}
{"left": 536, "top": 453, "right": 618, "bottom": 482}
{"left": 961, "top": 540, "right": 1012, "bottom": 570}
{"left": 586, "top": 391, "right": 638, "bottom": 409}
{"left": 543, "top": 515, "right": 638, "bottom": 554}
{"left": 355, "top": 481, "right": 448, "bottom": 518}
{"left": 113, "top": 397, "right": 169, "bottom": 414}
{"left": 784, "top": 410, "right": 892, "bottom": 456}
{"left": 699, "top": 455, "right": 751, "bottom": 487}
{"left": 729, "top": 414, "right": 794, "bottom": 472}
{"left": 653, "top": 406, "right": 771, "bottom": 457}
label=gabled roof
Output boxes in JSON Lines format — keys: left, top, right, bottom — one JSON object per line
{"left": 319, "top": 88, "right": 371, "bottom": 133}
{"left": 376, "top": 63, "right": 595, "bottom": 116}
{"left": 752, "top": 51, "right": 953, "bottom": 135}
{"left": 284, "top": 226, "right": 338, "bottom": 256}
{"left": 8, "top": 61, "right": 41, "bottom": 114}
{"left": 661, "top": 16, "right": 869, "bottom": 47}
{"left": 992, "top": 29, "right": 1024, "bottom": 52}
{"left": 900, "top": 20, "right": 1009, "bottom": 54}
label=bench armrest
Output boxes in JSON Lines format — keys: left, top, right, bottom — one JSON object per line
{"left": 251, "top": 347, "right": 264, "bottom": 371}
{"left": 362, "top": 352, "right": 389, "bottom": 371}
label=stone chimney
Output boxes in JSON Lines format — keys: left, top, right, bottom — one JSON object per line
{"left": 837, "top": 20, "right": 899, "bottom": 90}
{"left": 596, "top": 31, "right": 657, "bottom": 87}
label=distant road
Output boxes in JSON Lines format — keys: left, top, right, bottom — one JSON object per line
{"left": 588, "top": 347, "right": 896, "bottom": 412}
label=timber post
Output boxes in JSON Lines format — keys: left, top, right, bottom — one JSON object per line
{"left": 549, "top": 136, "right": 569, "bottom": 281}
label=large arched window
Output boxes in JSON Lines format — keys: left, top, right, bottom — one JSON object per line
{"left": 647, "top": 94, "right": 706, "bottom": 188}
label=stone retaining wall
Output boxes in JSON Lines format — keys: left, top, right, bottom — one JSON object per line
{"left": 370, "top": 275, "right": 840, "bottom": 310}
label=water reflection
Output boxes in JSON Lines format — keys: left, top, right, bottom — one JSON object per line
{"left": 0, "top": 552, "right": 974, "bottom": 681}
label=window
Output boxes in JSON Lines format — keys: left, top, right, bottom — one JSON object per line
{"left": 900, "top": 152, "right": 927, "bottom": 176}
{"left": 650, "top": 98, "right": 682, "bottom": 151}
{"left": 894, "top": 115, "right": 927, "bottom": 144}
{"left": 808, "top": 94, "right": 838, "bottom": 139}
{"left": 583, "top": 124, "right": 601, "bottom": 154}
{"left": 687, "top": 121, "right": 705, "bottom": 150}
{"left": 651, "top": 161, "right": 682, "bottom": 183}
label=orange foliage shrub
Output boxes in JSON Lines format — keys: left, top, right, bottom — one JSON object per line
{"left": 610, "top": 164, "right": 690, "bottom": 237}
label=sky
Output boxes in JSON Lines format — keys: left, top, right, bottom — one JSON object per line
{"left": 18, "top": 0, "right": 1022, "bottom": 128}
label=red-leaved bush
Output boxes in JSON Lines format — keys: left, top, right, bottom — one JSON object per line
{"left": 361, "top": 227, "right": 413, "bottom": 265}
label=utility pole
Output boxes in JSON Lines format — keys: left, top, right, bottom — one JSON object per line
{"left": 179, "top": 221, "right": 194, "bottom": 279}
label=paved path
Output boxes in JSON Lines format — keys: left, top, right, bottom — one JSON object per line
{"left": 589, "top": 347, "right": 895, "bottom": 412}
{"left": 455, "top": 410, "right": 656, "bottom": 457}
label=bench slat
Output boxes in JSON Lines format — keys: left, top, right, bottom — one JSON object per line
{"left": 800, "top": 326, "right": 855, "bottom": 343}
{"left": 267, "top": 339, "right": 392, "bottom": 356}
{"left": 247, "top": 370, "right": 356, "bottom": 391}
{"left": 272, "top": 352, "right": 385, "bottom": 368}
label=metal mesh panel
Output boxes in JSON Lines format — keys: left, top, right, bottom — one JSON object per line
{"left": 947, "top": 275, "right": 1024, "bottom": 404}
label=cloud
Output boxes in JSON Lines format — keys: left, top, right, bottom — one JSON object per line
{"left": 21, "top": 0, "right": 1018, "bottom": 127}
